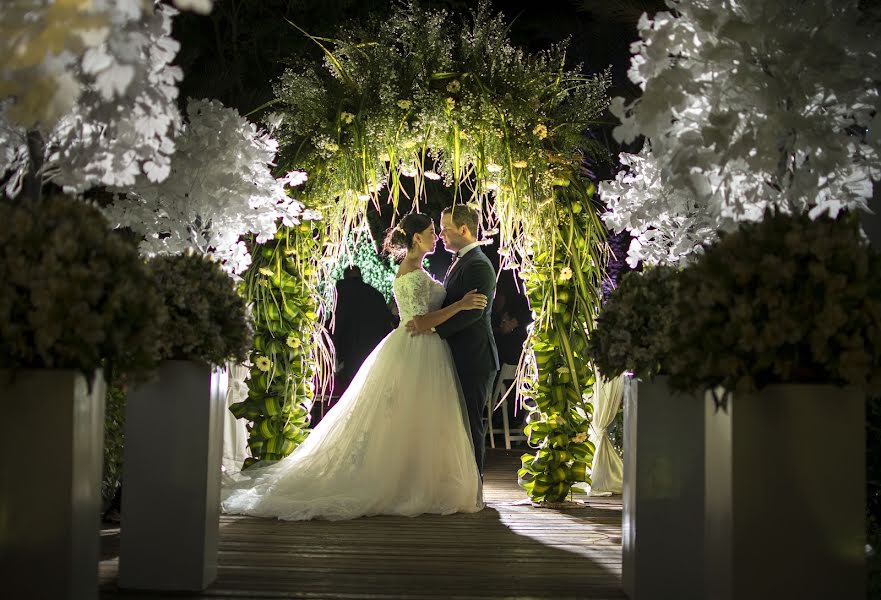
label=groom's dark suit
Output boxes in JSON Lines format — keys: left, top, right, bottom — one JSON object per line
{"left": 436, "top": 246, "right": 499, "bottom": 474}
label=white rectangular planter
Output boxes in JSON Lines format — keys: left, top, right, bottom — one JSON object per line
{"left": 622, "top": 376, "right": 705, "bottom": 600}
{"left": 704, "top": 385, "right": 865, "bottom": 600}
{"left": 119, "top": 360, "right": 228, "bottom": 591}
{"left": 0, "top": 369, "right": 106, "bottom": 600}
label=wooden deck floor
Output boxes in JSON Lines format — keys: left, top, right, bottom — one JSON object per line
{"left": 99, "top": 449, "right": 624, "bottom": 599}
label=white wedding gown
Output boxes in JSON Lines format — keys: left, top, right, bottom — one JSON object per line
{"left": 221, "top": 269, "right": 483, "bottom": 520}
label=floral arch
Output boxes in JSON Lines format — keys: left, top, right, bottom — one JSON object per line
{"left": 232, "top": 2, "right": 612, "bottom": 502}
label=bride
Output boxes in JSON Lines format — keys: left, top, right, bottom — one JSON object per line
{"left": 221, "top": 213, "right": 486, "bottom": 521}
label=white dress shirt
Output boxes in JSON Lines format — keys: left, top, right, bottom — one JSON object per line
{"left": 457, "top": 241, "right": 481, "bottom": 257}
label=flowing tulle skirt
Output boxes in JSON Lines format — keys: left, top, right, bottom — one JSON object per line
{"left": 221, "top": 327, "right": 484, "bottom": 521}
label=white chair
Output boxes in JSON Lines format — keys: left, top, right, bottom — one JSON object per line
{"left": 486, "top": 363, "right": 527, "bottom": 450}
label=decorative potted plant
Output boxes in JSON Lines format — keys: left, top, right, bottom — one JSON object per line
{"left": 588, "top": 264, "right": 706, "bottom": 599}
{"left": 0, "top": 195, "right": 164, "bottom": 600}
{"left": 119, "top": 251, "right": 252, "bottom": 592}
{"left": 667, "top": 211, "right": 879, "bottom": 600}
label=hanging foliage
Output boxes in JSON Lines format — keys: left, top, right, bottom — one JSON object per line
{"left": 229, "top": 219, "right": 331, "bottom": 466}
{"left": 265, "top": 1, "right": 610, "bottom": 500}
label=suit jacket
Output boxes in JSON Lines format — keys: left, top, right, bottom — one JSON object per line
{"left": 436, "top": 247, "right": 500, "bottom": 375}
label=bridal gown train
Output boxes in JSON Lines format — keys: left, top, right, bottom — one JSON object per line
{"left": 221, "top": 269, "right": 484, "bottom": 521}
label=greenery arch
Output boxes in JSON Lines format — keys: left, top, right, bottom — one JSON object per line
{"left": 234, "top": 1, "right": 611, "bottom": 502}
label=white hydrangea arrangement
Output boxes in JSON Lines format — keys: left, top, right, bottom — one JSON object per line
{"left": 600, "top": 145, "right": 717, "bottom": 267}
{"left": 601, "top": 0, "right": 881, "bottom": 266}
{"left": 103, "top": 98, "right": 307, "bottom": 275}
{"left": 0, "top": 2, "right": 186, "bottom": 197}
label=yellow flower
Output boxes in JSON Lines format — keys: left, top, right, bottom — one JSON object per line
{"left": 258, "top": 267, "right": 274, "bottom": 277}
{"left": 340, "top": 111, "right": 355, "bottom": 124}
{"left": 571, "top": 432, "right": 588, "bottom": 444}
{"left": 397, "top": 99, "right": 412, "bottom": 109}
{"left": 379, "top": 152, "right": 391, "bottom": 162}
{"left": 559, "top": 266, "right": 573, "bottom": 281}
{"left": 286, "top": 334, "right": 300, "bottom": 349}
{"left": 326, "top": 142, "right": 339, "bottom": 153}
{"left": 446, "top": 79, "right": 461, "bottom": 93}
{"left": 445, "top": 97, "right": 456, "bottom": 111}
{"left": 533, "top": 123, "right": 548, "bottom": 139}
{"left": 255, "top": 356, "right": 272, "bottom": 372}
{"left": 513, "top": 160, "right": 528, "bottom": 169}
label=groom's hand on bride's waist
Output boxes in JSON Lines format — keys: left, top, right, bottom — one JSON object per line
{"left": 405, "top": 317, "right": 433, "bottom": 336}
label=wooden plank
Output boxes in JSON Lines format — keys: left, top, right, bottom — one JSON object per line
{"left": 100, "top": 449, "right": 624, "bottom": 599}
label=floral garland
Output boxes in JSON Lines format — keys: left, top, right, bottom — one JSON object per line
{"left": 518, "top": 183, "right": 607, "bottom": 501}
{"left": 266, "top": 1, "right": 610, "bottom": 499}
{"left": 229, "top": 220, "right": 331, "bottom": 465}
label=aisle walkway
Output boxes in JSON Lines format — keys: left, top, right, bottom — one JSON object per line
{"left": 99, "top": 450, "right": 624, "bottom": 599}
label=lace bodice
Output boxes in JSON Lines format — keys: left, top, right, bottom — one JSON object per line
{"left": 393, "top": 269, "right": 446, "bottom": 324}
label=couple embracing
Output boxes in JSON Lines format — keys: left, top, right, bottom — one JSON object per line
{"left": 222, "top": 205, "right": 500, "bottom": 520}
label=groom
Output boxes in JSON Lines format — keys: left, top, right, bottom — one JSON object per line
{"left": 409, "top": 204, "right": 499, "bottom": 474}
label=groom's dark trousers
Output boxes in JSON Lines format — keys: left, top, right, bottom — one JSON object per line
{"left": 436, "top": 247, "right": 500, "bottom": 474}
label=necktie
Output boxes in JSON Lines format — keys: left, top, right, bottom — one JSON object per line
{"left": 444, "top": 255, "right": 460, "bottom": 283}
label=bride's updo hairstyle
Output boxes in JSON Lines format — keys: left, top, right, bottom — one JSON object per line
{"left": 383, "top": 213, "right": 433, "bottom": 260}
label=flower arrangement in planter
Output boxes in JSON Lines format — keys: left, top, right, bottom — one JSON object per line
{"left": 667, "top": 211, "right": 881, "bottom": 395}
{"left": 0, "top": 194, "right": 165, "bottom": 600}
{"left": 147, "top": 252, "right": 252, "bottom": 366}
{"left": 587, "top": 264, "right": 680, "bottom": 380}
{"left": 660, "top": 210, "right": 879, "bottom": 599}
{"left": 0, "top": 195, "right": 165, "bottom": 376}
{"left": 120, "top": 252, "right": 253, "bottom": 592}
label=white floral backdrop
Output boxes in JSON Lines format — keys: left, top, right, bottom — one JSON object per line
{"left": 600, "top": 0, "right": 881, "bottom": 267}
{"left": 0, "top": 2, "right": 185, "bottom": 196}
{"left": 102, "top": 98, "right": 307, "bottom": 275}
{"left": 0, "top": 2, "right": 307, "bottom": 276}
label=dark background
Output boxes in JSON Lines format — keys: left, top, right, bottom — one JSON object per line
{"left": 170, "top": 0, "right": 661, "bottom": 122}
